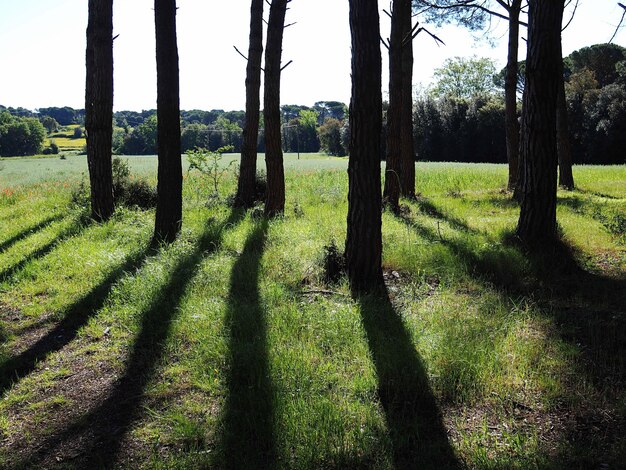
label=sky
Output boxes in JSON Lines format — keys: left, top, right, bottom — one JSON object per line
{"left": 0, "top": 0, "right": 624, "bottom": 112}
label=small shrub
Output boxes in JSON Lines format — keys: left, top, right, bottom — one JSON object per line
{"left": 112, "top": 157, "right": 131, "bottom": 189}
{"left": 42, "top": 141, "right": 59, "bottom": 155}
{"left": 73, "top": 127, "right": 83, "bottom": 138}
{"left": 186, "top": 146, "right": 235, "bottom": 199}
{"left": 120, "top": 179, "right": 158, "bottom": 209}
{"left": 322, "top": 240, "right": 346, "bottom": 284}
{"left": 293, "top": 201, "right": 305, "bottom": 218}
{"left": 72, "top": 157, "right": 157, "bottom": 211}
{"left": 70, "top": 178, "right": 90, "bottom": 209}
{"left": 112, "top": 157, "right": 157, "bottom": 209}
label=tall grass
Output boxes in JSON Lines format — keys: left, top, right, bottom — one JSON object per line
{"left": 0, "top": 157, "right": 624, "bottom": 468}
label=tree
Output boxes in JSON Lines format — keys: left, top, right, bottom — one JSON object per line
{"left": 0, "top": 113, "right": 46, "bottom": 157}
{"left": 400, "top": 0, "right": 416, "bottom": 198}
{"left": 557, "top": 43, "right": 575, "bottom": 190}
{"left": 504, "top": 0, "right": 523, "bottom": 191}
{"left": 40, "top": 116, "right": 59, "bottom": 134}
{"left": 516, "top": 0, "right": 565, "bottom": 245}
{"left": 235, "top": 0, "right": 264, "bottom": 208}
{"left": 153, "top": 0, "right": 183, "bottom": 243}
{"left": 318, "top": 118, "right": 346, "bottom": 156}
{"left": 415, "top": 0, "right": 526, "bottom": 191}
{"left": 568, "top": 43, "right": 626, "bottom": 87}
{"left": 383, "top": 0, "right": 406, "bottom": 210}
{"left": 117, "top": 115, "right": 158, "bottom": 155}
{"left": 296, "top": 109, "right": 320, "bottom": 152}
{"left": 345, "top": 0, "right": 384, "bottom": 295}
{"left": 264, "top": 0, "right": 289, "bottom": 217}
{"left": 37, "top": 107, "right": 78, "bottom": 126}
{"left": 429, "top": 56, "right": 498, "bottom": 99}
{"left": 85, "top": 0, "right": 115, "bottom": 222}
{"left": 313, "top": 101, "right": 347, "bottom": 122}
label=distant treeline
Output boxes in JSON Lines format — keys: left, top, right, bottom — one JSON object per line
{"left": 2, "top": 43, "right": 625, "bottom": 164}
{"left": 0, "top": 101, "right": 348, "bottom": 157}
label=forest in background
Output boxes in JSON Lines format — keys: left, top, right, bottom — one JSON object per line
{"left": 1, "top": 43, "right": 625, "bottom": 165}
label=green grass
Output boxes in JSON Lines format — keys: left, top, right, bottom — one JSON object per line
{"left": 46, "top": 124, "right": 86, "bottom": 152}
{"left": 0, "top": 157, "right": 624, "bottom": 468}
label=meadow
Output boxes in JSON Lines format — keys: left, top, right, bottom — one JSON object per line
{"left": 43, "top": 125, "right": 87, "bottom": 153}
{"left": 0, "top": 154, "right": 624, "bottom": 468}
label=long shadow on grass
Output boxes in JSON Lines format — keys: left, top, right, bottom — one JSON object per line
{"left": 0, "top": 244, "right": 154, "bottom": 397}
{"left": 398, "top": 207, "right": 626, "bottom": 464}
{"left": 220, "top": 219, "right": 275, "bottom": 468}
{"left": 0, "top": 214, "right": 64, "bottom": 254}
{"left": 359, "top": 291, "right": 460, "bottom": 469}
{"left": 0, "top": 215, "right": 89, "bottom": 282}
{"left": 15, "top": 209, "right": 247, "bottom": 469}
{"left": 414, "top": 197, "right": 480, "bottom": 235}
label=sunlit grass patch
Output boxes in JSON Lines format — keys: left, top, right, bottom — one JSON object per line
{"left": 0, "top": 161, "right": 624, "bottom": 468}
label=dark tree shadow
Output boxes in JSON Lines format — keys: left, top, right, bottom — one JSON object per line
{"left": 359, "top": 291, "right": 460, "bottom": 470}
{"left": 575, "top": 188, "right": 623, "bottom": 200}
{"left": 397, "top": 204, "right": 626, "bottom": 465}
{"left": 0, "top": 244, "right": 154, "bottom": 397}
{"left": 414, "top": 197, "right": 480, "bottom": 235}
{"left": 0, "top": 217, "right": 90, "bottom": 282}
{"left": 220, "top": 219, "right": 276, "bottom": 469}
{"left": 15, "top": 209, "right": 246, "bottom": 469}
{"left": 0, "top": 214, "right": 64, "bottom": 254}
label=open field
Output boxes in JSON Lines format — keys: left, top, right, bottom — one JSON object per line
{"left": 45, "top": 125, "right": 87, "bottom": 153}
{"left": 0, "top": 155, "right": 625, "bottom": 468}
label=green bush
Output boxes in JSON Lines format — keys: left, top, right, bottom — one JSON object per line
{"left": 72, "top": 158, "right": 157, "bottom": 211}
{"left": 112, "top": 157, "right": 157, "bottom": 209}
{"left": 0, "top": 112, "right": 46, "bottom": 156}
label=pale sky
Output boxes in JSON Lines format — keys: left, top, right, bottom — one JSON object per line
{"left": 0, "top": 0, "right": 624, "bottom": 112}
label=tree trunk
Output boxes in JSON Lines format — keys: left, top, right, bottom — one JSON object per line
{"left": 505, "top": 0, "right": 522, "bottom": 192}
{"left": 264, "top": 0, "right": 288, "bottom": 217}
{"left": 345, "top": 0, "right": 384, "bottom": 296}
{"left": 557, "top": 51, "right": 575, "bottom": 190}
{"left": 516, "top": 0, "right": 564, "bottom": 246}
{"left": 85, "top": 0, "right": 114, "bottom": 222}
{"left": 383, "top": 0, "right": 404, "bottom": 211}
{"left": 235, "top": 0, "right": 264, "bottom": 208}
{"left": 153, "top": 0, "right": 182, "bottom": 244}
{"left": 399, "top": 0, "right": 415, "bottom": 198}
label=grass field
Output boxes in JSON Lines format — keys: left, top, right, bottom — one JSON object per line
{"left": 45, "top": 125, "right": 87, "bottom": 153}
{"left": 0, "top": 155, "right": 624, "bottom": 468}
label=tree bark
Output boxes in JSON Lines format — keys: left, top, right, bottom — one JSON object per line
{"left": 345, "top": 0, "right": 384, "bottom": 296}
{"left": 85, "top": 0, "right": 114, "bottom": 222}
{"left": 235, "top": 0, "right": 264, "bottom": 208}
{"left": 153, "top": 0, "right": 182, "bottom": 244}
{"left": 505, "top": 0, "right": 522, "bottom": 192}
{"left": 264, "top": 0, "right": 288, "bottom": 217}
{"left": 516, "top": 0, "right": 564, "bottom": 246}
{"left": 557, "top": 52, "right": 575, "bottom": 190}
{"left": 383, "top": 0, "right": 404, "bottom": 211}
{"left": 399, "top": 0, "right": 415, "bottom": 198}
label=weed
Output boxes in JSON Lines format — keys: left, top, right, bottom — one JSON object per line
{"left": 186, "top": 146, "right": 235, "bottom": 200}
{"left": 322, "top": 239, "right": 345, "bottom": 284}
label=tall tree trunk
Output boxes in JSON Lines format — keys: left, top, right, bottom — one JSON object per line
{"left": 399, "top": 0, "right": 415, "bottom": 198}
{"left": 85, "top": 0, "right": 114, "bottom": 222}
{"left": 505, "top": 0, "right": 522, "bottom": 192}
{"left": 516, "top": 0, "right": 564, "bottom": 246}
{"left": 264, "top": 0, "right": 288, "bottom": 217}
{"left": 153, "top": 0, "right": 182, "bottom": 244}
{"left": 345, "top": 0, "right": 384, "bottom": 296}
{"left": 557, "top": 51, "right": 575, "bottom": 190}
{"left": 235, "top": 0, "right": 264, "bottom": 208}
{"left": 383, "top": 0, "right": 404, "bottom": 210}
